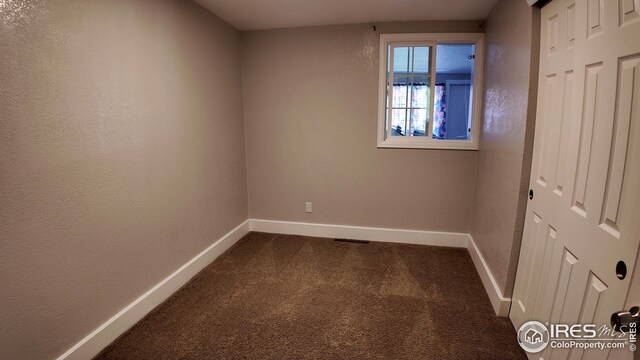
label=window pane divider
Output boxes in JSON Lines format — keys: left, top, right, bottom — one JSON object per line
{"left": 427, "top": 44, "right": 437, "bottom": 139}
{"left": 387, "top": 43, "right": 395, "bottom": 139}
{"left": 404, "top": 46, "right": 412, "bottom": 136}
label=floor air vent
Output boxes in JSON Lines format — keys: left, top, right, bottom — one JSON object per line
{"left": 334, "top": 238, "right": 370, "bottom": 244}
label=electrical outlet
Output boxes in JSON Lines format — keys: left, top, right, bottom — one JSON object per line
{"left": 305, "top": 202, "right": 312, "bottom": 213}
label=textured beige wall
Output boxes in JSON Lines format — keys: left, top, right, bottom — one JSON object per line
{"left": 242, "top": 21, "right": 483, "bottom": 233}
{"left": 0, "top": 1, "right": 247, "bottom": 358}
{"left": 470, "top": 0, "right": 538, "bottom": 297}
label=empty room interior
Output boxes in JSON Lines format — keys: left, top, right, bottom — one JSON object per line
{"left": 2, "top": 0, "right": 640, "bottom": 359}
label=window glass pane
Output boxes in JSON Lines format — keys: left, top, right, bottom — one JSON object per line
{"left": 392, "top": 84, "right": 408, "bottom": 108}
{"left": 393, "top": 47, "right": 410, "bottom": 73}
{"left": 411, "top": 83, "right": 429, "bottom": 109}
{"left": 433, "top": 84, "right": 446, "bottom": 139}
{"left": 385, "top": 44, "right": 433, "bottom": 139}
{"left": 391, "top": 109, "right": 407, "bottom": 136}
{"left": 413, "top": 46, "right": 430, "bottom": 74}
{"left": 409, "top": 108, "right": 427, "bottom": 136}
{"left": 392, "top": 47, "right": 410, "bottom": 108}
{"left": 433, "top": 44, "right": 475, "bottom": 141}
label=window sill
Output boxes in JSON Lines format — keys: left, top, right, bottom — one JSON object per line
{"left": 377, "top": 139, "right": 479, "bottom": 151}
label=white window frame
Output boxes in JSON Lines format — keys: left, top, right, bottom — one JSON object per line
{"left": 377, "top": 33, "right": 485, "bottom": 150}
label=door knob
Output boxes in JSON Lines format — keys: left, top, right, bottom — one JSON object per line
{"left": 611, "top": 306, "right": 639, "bottom": 332}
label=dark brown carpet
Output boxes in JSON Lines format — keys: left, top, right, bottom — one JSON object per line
{"left": 95, "top": 232, "right": 526, "bottom": 359}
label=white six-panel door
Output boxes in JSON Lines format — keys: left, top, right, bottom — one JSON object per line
{"left": 510, "top": 0, "right": 640, "bottom": 359}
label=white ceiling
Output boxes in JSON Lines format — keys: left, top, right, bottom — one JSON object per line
{"left": 194, "top": 0, "right": 499, "bottom": 31}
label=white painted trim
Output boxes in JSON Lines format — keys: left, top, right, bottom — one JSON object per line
{"left": 376, "top": 32, "right": 484, "bottom": 151}
{"left": 56, "top": 220, "right": 251, "bottom": 360}
{"left": 249, "top": 219, "right": 469, "bottom": 248}
{"left": 467, "top": 234, "right": 512, "bottom": 316}
{"left": 251, "top": 220, "right": 511, "bottom": 316}
{"left": 56, "top": 219, "right": 511, "bottom": 360}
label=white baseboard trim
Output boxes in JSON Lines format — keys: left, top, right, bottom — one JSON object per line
{"left": 56, "top": 219, "right": 250, "bottom": 360}
{"left": 250, "top": 219, "right": 510, "bottom": 316}
{"left": 249, "top": 219, "right": 511, "bottom": 316}
{"left": 57, "top": 219, "right": 510, "bottom": 360}
{"left": 467, "top": 234, "right": 511, "bottom": 316}
{"left": 249, "top": 219, "right": 469, "bottom": 248}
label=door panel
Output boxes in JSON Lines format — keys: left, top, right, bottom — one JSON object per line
{"left": 511, "top": 0, "right": 640, "bottom": 359}
{"left": 444, "top": 81, "right": 471, "bottom": 139}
